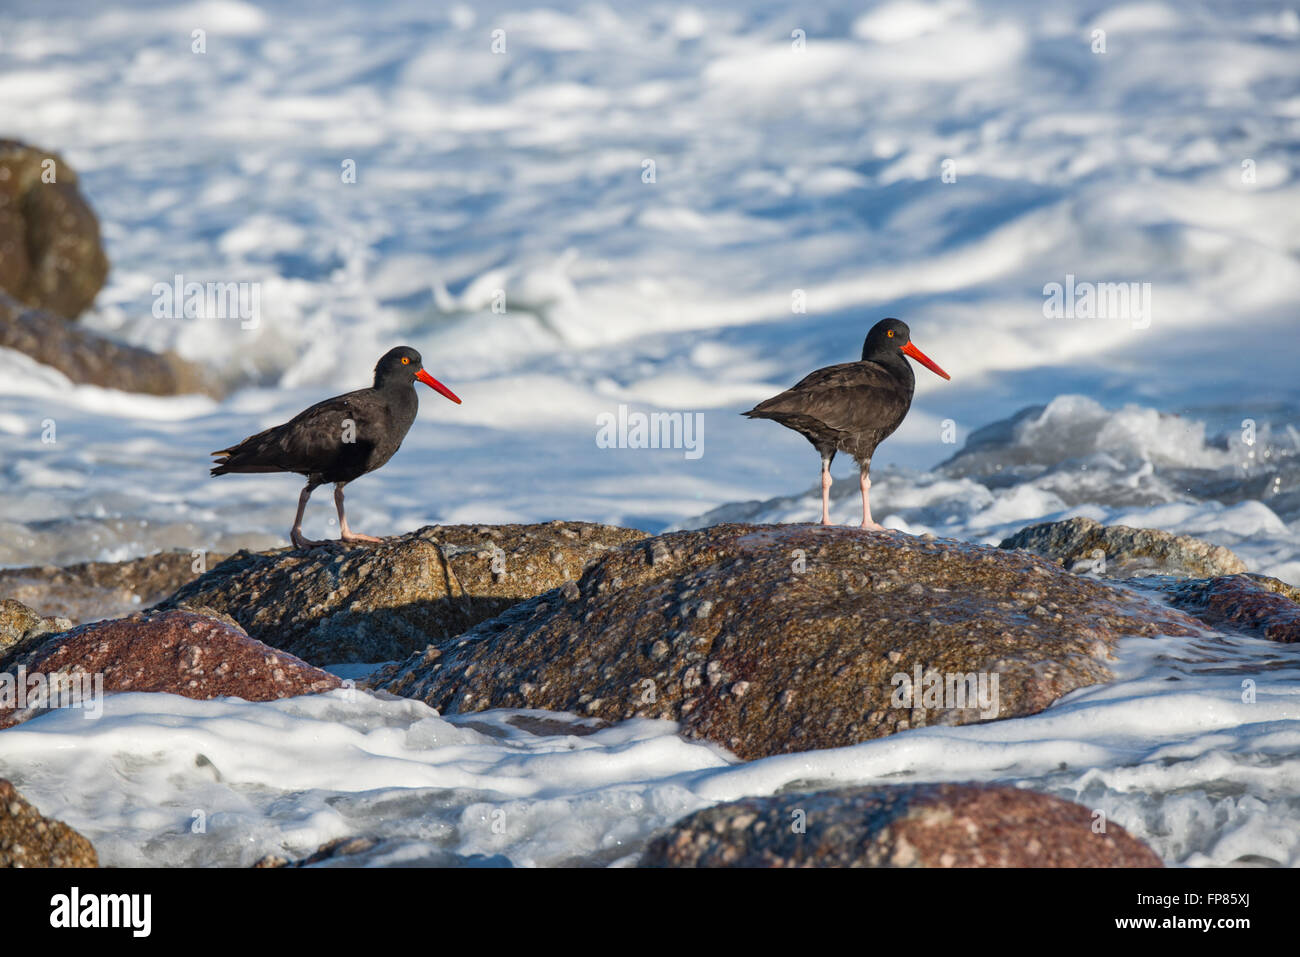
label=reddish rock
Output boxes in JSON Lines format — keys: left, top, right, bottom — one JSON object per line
{"left": 0, "top": 609, "right": 340, "bottom": 729}
{"left": 640, "top": 783, "right": 1163, "bottom": 867}
{"left": 0, "top": 778, "right": 98, "bottom": 867}
{"left": 1166, "top": 574, "right": 1300, "bottom": 643}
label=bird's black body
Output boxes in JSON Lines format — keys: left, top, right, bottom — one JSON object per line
{"left": 743, "top": 319, "right": 917, "bottom": 472}
{"left": 211, "top": 363, "right": 420, "bottom": 485}
{"left": 743, "top": 318, "right": 949, "bottom": 528}
{"left": 744, "top": 359, "right": 911, "bottom": 472}
{"left": 211, "top": 345, "right": 460, "bottom": 547}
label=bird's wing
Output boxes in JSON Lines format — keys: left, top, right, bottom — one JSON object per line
{"left": 746, "top": 361, "right": 910, "bottom": 434}
{"left": 214, "top": 390, "right": 388, "bottom": 472}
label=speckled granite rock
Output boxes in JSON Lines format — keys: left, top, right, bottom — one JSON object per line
{"left": 0, "top": 779, "right": 98, "bottom": 867}
{"left": 999, "top": 517, "right": 1246, "bottom": 578}
{"left": 154, "top": 522, "right": 649, "bottom": 665}
{"left": 639, "top": 783, "right": 1163, "bottom": 867}
{"left": 0, "top": 609, "right": 340, "bottom": 729}
{"left": 369, "top": 523, "right": 1202, "bottom": 760}
{"left": 0, "top": 599, "right": 71, "bottom": 664}
{"left": 1162, "top": 573, "right": 1300, "bottom": 643}
{"left": 0, "top": 140, "right": 108, "bottom": 318}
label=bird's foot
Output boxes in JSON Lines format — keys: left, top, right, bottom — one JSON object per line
{"left": 290, "top": 529, "right": 330, "bottom": 550}
{"left": 339, "top": 530, "right": 384, "bottom": 544}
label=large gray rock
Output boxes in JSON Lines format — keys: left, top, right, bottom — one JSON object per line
{"left": 155, "top": 522, "right": 649, "bottom": 665}
{"left": 640, "top": 783, "right": 1163, "bottom": 867}
{"left": 368, "top": 523, "right": 1203, "bottom": 760}
{"left": 998, "top": 517, "right": 1247, "bottom": 578}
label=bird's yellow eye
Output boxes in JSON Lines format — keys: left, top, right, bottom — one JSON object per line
{"left": 401, "top": 357, "right": 410, "bottom": 365}
{"left": 887, "top": 330, "right": 895, "bottom": 338}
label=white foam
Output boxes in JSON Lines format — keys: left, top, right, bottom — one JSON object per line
{"left": 2, "top": 626, "right": 1296, "bottom": 867}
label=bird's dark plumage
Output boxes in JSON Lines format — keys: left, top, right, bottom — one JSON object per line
{"left": 210, "top": 345, "right": 460, "bottom": 548}
{"left": 744, "top": 359, "right": 912, "bottom": 466}
{"left": 743, "top": 318, "right": 949, "bottom": 528}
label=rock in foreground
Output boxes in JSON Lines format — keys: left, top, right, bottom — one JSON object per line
{"left": 999, "top": 516, "right": 1246, "bottom": 578}
{"left": 0, "top": 778, "right": 98, "bottom": 867}
{"left": 155, "top": 522, "right": 648, "bottom": 666}
{"left": 0, "top": 609, "right": 340, "bottom": 729}
{"left": 370, "top": 523, "right": 1202, "bottom": 760}
{"left": 639, "top": 783, "right": 1163, "bottom": 867}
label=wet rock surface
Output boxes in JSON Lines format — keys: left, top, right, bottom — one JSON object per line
{"left": 0, "top": 598, "right": 71, "bottom": 662}
{"left": 639, "top": 783, "right": 1163, "bottom": 867}
{"left": 0, "top": 292, "right": 222, "bottom": 397}
{"left": 369, "top": 523, "right": 1203, "bottom": 760}
{"left": 0, "top": 550, "right": 226, "bottom": 625}
{"left": 0, "top": 609, "right": 340, "bottom": 729}
{"left": 0, "top": 778, "right": 98, "bottom": 867}
{"left": 1161, "top": 573, "right": 1300, "bottom": 643}
{"left": 999, "top": 516, "right": 1247, "bottom": 578}
{"left": 253, "top": 835, "right": 512, "bottom": 868}
{"left": 154, "top": 522, "right": 648, "bottom": 666}
{"left": 0, "top": 140, "right": 108, "bottom": 319}
{"left": 253, "top": 836, "right": 381, "bottom": 868}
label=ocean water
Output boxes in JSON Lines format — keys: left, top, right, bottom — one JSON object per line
{"left": 0, "top": 0, "right": 1298, "bottom": 866}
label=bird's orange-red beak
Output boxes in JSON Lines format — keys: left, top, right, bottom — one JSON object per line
{"left": 902, "top": 341, "right": 950, "bottom": 380}
{"left": 416, "top": 369, "right": 462, "bottom": 404}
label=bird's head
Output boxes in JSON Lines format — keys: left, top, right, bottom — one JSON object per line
{"left": 862, "top": 318, "right": 950, "bottom": 380}
{"left": 374, "top": 346, "right": 462, "bottom": 403}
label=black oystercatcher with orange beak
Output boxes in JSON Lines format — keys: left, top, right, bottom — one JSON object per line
{"left": 211, "top": 345, "right": 461, "bottom": 548}
{"left": 743, "top": 318, "right": 949, "bottom": 530}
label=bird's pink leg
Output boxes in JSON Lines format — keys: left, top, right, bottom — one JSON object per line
{"left": 335, "top": 484, "right": 383, "bottom": 544}
{"left": 859, "top": 469, "right": 885, "bottom": 531}
{"left": 820, "top": 459, "right": 833, "bottom": 526}
{"left": 290, "top": 483, "right": 328, "bottom": 549}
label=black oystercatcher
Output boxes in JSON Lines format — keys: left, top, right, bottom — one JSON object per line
{"left": 743, "top": 318, "right": 949, "bottom": 530}
{"left": 210, "top": 345, "right": 461, "bottom": 548}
